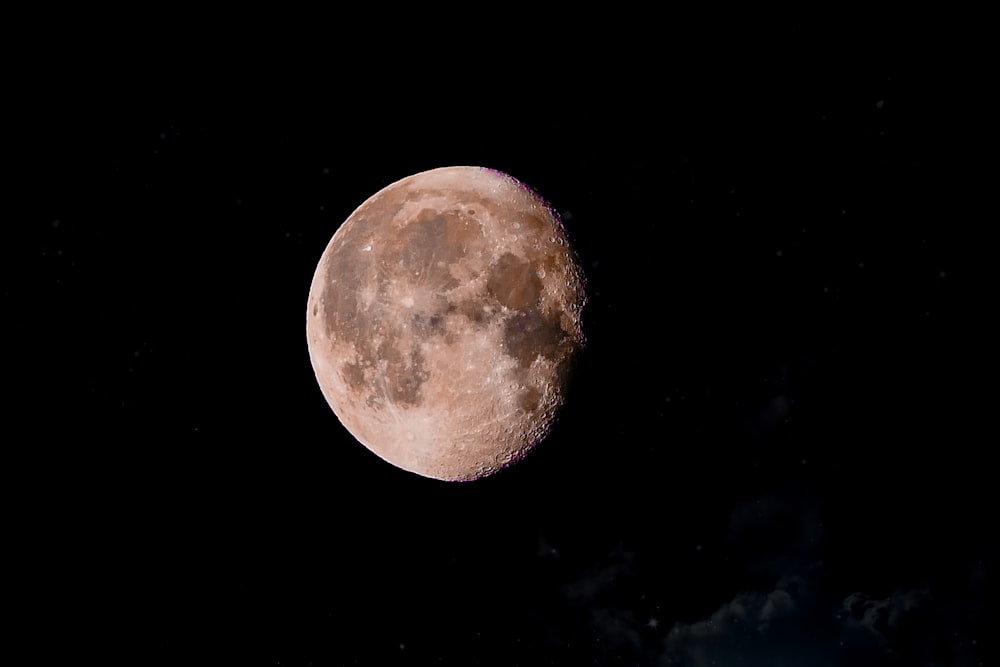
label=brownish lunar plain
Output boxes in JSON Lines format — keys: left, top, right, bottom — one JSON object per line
{"left": 306, "top": 166, "right": 586, "bottom": 481}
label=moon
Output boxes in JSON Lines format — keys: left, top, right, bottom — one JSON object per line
{"left": 306, "top": 166, "right": 586, "bottom": 481}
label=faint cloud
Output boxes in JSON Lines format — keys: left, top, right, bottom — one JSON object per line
{"left": 677, "top": 585, "right": 795, "bottom": 638}
{"left": 840, "top": 588, "right": 930, "bottom": 637}
{"left": 551, "top": 493, "right": 985, "bottom": 666}
{"left": 561, "top": 542, "right": 635, "bottom": 604}
{"left": 834, "top": 586, "right": 979, "bottom": 665}
{"left": 558, "top": 543, "right": 644, "bottom": 657}
{"left": 661, "top": 574, "right": 810, "bottom": 666}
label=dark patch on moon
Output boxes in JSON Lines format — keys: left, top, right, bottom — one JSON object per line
{"left": 393, "top": 208, "right": 481, "bottom": 289}
{"left": 454, "top": 299, "right": 488, "bottom": 325}
{"left": 487, "top": 253, "right": 542, "bottom": 310}
{"left": 374, "top": 337, "right": 429, "bottom": 408}
{"left": 321, "top": 231, "right": 381, "bottom": 342}
{"left": 515, "top": 212, "right": 551, "bottom": 240}
{"left": 340, "top": 361, "right": 366, "bottom": 390}
{"left": 503, "top": 309, "right": 567, "bottom": 369}
{"left": 391, "top": 355, "right": 430, "bottom": 406}
{"left": 319, "top": 204, "right": 484, "bottom": 412}
{"left": 412, "top": 312, "right": 447, "bottom": 338}
{"left": 517, "top": 386, "right": 542, "bottom": 412}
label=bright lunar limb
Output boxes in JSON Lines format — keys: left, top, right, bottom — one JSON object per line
{"left": 306, "top": 166, "right": 586, "bottom": 481}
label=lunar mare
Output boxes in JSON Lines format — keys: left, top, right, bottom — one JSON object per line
{"left": 306, "top": 166, "right": 586, "bottom": 481}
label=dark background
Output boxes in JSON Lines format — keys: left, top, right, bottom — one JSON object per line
{"left": 13, "top": 32, "right": 990, "bottom": 667}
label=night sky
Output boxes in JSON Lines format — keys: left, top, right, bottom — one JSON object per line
{"left": 14, "top": 43, "right": 990, "bottom": 666}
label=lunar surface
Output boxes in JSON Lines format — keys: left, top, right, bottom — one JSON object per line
{"left": 306, "top": 166, "right": 586, "bottom": 481}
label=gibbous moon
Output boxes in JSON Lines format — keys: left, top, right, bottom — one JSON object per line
{"left": 306, "top": 166, "right": 586, "bottom": 481}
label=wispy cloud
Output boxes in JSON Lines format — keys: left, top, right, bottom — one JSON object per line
{"left": 836, "top": 583, "right": 983, "bottom": 666}
{"left": 660, "top": 572, "right": 832, "bottom": 667}
{"left": 550, "top": 490, "right": 985, "bottom": 666}
{"left": 840, "top": 587, "right": 930, "bottom": 637}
